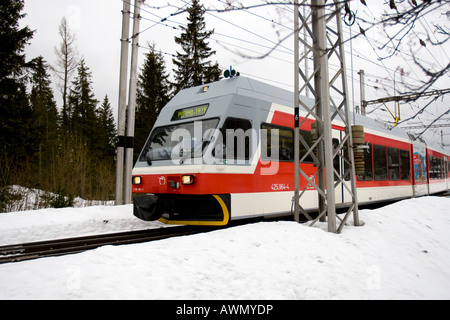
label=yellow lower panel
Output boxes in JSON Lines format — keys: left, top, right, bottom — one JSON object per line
{"left": 158, "top": 195, "right": 230, "bottom": 226}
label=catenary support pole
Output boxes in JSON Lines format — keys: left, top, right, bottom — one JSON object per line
{"left": 294, "top": 0, "right": 300, "bottom": 223}
{"left": 293, "top": 0, "right": 359, "bottom": 233}
{"left": 303, "top": 5, "right": 310, "bottom": 98}
{"left": 359, "top": 69, "right": 366, "bottom": 116}
{"left": 335, "top": 7, "right": 360, "bottom": 230}
{"left": 115, "top": 0, "right": 131, "bottom": 205}
{"left": 312, "top": 0, "right": 336, "bottom": 233}
{"left": 124, "top": 0, "right": 142, "bottom": 204}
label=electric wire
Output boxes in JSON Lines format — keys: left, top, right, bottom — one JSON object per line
{"left": 126, "top": 0, "right": 448, "bottom": 141}
{"left": 134, "top": 0, "right": 435, "bottom": 96}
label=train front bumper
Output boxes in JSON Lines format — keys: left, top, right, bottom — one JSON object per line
{"left": 133, "top": 194, "right": 230, "bottom": 226}
{"left": 133, "top": 194, "right": 164, "bottom": 221}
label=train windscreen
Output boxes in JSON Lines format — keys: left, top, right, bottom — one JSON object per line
{"left": 139, "top": 118, "right": 219, "bottom": 163}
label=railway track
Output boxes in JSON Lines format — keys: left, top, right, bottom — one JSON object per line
{"left": 4, "top": 194, "right": 446, "bottom": 265}
{"left": 0, "top": 225, "right": 216, "bottom": 264}
{"left": 0, "top": 214, "right": 278, "bottom": 265}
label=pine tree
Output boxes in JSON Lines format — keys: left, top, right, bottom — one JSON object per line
{"left": 0, "top": 0, "right": 35, "bottom": 164}
{"left": 68, "top": 58, "right": 99, "bottom": 149}
{"left": 172, "top": 0, "right": 221, "bottom": 93}
{"left": 97, "top": 95, "right": 117, "bottom": 161}
{"left": 135, "top": 43, "right": 171, "bottom": 160}
{"left": 29, "top": 56, "right": 59, "bottom": 185}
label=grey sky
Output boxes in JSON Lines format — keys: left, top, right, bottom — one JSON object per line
{"left": 20, "top": 0, "right": 450, "bottom": 147}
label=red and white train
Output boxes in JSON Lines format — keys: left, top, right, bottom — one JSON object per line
{"left": 132, "top": 77, "right": 450, "bottom": 226}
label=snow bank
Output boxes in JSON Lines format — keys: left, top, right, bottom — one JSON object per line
{"left": 1, "top": 185, "right": 115, "bottom": 213}
{"left": 0, "top": 196, "right": 449, "bottom": 300}
{"left": 0, "top": 204, "right": 165, "bottom": 245}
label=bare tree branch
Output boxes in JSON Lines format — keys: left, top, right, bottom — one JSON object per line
{"left": 51, "top": 17, "right": 80, "bottom": 112}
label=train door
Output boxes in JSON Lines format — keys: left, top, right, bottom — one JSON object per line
{"left": 332, "top": 128, "right": 345, "bottom": 205}
{"left": 445, "top": 157, "right": 449, "bottom": 189}
{"left": 412, "top": 142, "right": 429, "bottom": 196}
{"left": 311, "top": 128, "right": 349, "bottom": 205}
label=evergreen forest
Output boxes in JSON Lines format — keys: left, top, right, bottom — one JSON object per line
{"left": 0, "top": 0, "right": 221, "bottom": 212}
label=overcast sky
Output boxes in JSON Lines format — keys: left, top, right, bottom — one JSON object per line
{"left": 20, "top": 0, "right": 450, "bottom": 147}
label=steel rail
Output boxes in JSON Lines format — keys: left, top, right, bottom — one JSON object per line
{"left": 0, "top": 225, "right": 216, "bottom": 264}
{"left": 3, "top": 195, "right": 438, "bottom": 265}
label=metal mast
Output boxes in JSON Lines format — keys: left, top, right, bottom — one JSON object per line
{"left": 115, "top": 0, "right": 131, "bottom": 205}
{"left": 124, "top": 0, "right": 142, "bottom": 204}
{"left": 293, "top": 0, "right": 360, "bottom": 233}
{"left": 116, "top": 0, "right": 142, "bottom": 205}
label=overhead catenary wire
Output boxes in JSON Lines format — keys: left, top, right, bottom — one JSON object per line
{"left": 137, "top": 0, "right": 447, "bottom": 87}
{"left": 415, "top": 107, "right": 450, "bottom": 140}
{"left": 130, "top": 0, "right": 448, "bottom": 140}
{"left": 134, "top": 0, "right": 440, "bottom": 94}
{"left": 136, "top": 5, "right": 418, "bottom": 95}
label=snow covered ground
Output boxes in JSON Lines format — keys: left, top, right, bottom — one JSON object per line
{"left": 0, "top": 196, "right": 449, "bottom": 300}
{"left": 0, "top": 203, "right": 162, "bottom": 246}
{"left": 1, "top": 185, "right": 116, "bottom": 213}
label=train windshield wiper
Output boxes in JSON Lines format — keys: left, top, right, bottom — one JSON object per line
{"left": 179, "top": 140, "right": 205, "bottom": 164}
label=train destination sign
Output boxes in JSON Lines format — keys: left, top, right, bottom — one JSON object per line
{"left": 172, "top": 104, "right": 209, "bottom": 120}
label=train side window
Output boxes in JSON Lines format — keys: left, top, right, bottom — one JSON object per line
{"left": 429, "top": 156, "right": 434, "bottom": 179}
{"left": 333, "top": 138, "right": 340, "bottom": 181}
{"left": 429, "top": 156, "right": 441, "bottom": 180}
{"left": 299, "top": 130, "right": 314, "bottom": 163}
{"left": 357, "top": 143, "right": 373, "bottom": 181}
{"left": 436, "top": 158, "right": 440, "bottom": 179}
{"left": 261, "top": 123, "right": 294, "bottom": 161}
{"left": 373, "top": 144, "right": 387, "bottom": 181}
{"left": 446, "top": 159, "right": 449, "bottom": 177}
{"left": 433, "top": 156, "right": 437, "bottom": 179}
{"left": 433, "top": 156, "right": 443, "bottom": 179}
{"left": 448, "top": 160, "right": 450, "bottom": 177}
{"left": 400, "top": 150, "right": 411, "bottom": 181}
{"left": 388, "top": 147, "right": 400, "bottom": 181}
{"left": 221, "top": 117, "right": 252, "bottom": 160}
{"left": 436, "top": 157, "right": 440, "bottom": 179}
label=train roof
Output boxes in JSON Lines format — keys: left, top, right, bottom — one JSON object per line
{"left": 167, "top": 76, "right": 448, "bottom": 155}
{"left": 168, "top": 75, "right": 296, "bottom": 108}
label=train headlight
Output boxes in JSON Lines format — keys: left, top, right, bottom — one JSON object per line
{"left": 132, "top": 176, "right": 142, "bottom": 185}
{"left": 181, "top": 175, "right": 195, "bottom": 185}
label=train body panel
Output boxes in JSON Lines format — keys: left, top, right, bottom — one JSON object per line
{"left": 132, "top": 77, "right": 450, "bottom": 225}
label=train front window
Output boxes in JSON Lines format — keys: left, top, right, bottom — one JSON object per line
{"left": 140, "top": 118, "right": 219, "bottom": 162}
